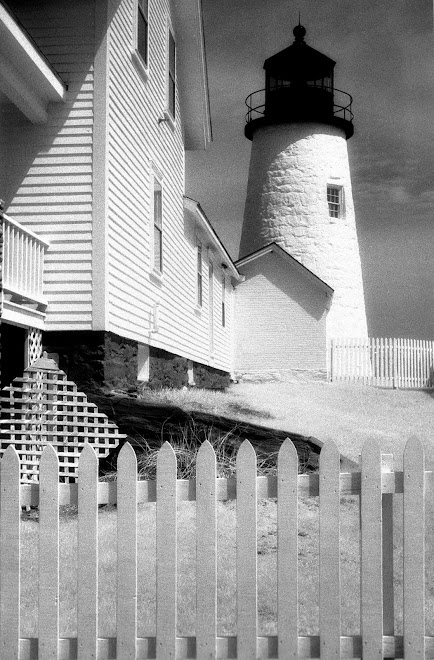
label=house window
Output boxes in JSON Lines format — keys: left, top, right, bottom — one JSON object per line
{"left": 197, "top": 242, "right": 203, "bottom": 307}
{"left": 327, "top": 185, "right": 343, "bottom": 218}
{"left": 221, "top": 275, "right": 226, "bottom": 327}
{"left": 168, "top": 29, "right": 176, "bottom": 119}
{"left": 153, "top": 179, "right": 163, "bottom": 272}
{"left": 137, "top": 0, "right": 149, "bottom": 66}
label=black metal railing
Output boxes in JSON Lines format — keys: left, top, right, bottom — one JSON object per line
{"left": 245, "top": 84, "right": 354, "bottom": 125}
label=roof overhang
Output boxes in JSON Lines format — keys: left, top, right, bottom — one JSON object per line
{"left": 184, "top": 197, "right": 241, "bottom": 280}
{"left": 170, "top": 0, "right": 212, "bottom": 150}
{"left": 236, "top": 242, "right": 334, "bottom": 296}
{"left": 0, "top": 2, "right": 66, "bottom": 123}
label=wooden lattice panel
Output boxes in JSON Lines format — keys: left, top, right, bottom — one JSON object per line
{"left": 0, "top": 355, "right": 126, "bottom": 482}
{"left": 26, "top": 328, "right": 43, "bottom": 367}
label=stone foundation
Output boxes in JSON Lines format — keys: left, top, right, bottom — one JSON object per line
{"left": 43, "top": 331, "right": 138, "bottom": 392}
{"left": 43, "top": 331, "right": 231, "bottom": 391}
{"left": 148, "top": 346, "right": 189, "bottom": 389}
{"left": 193, "top": 362, "right": 231, "bottom": 389}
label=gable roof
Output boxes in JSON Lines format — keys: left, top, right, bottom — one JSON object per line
{"left": 235, "top": 243, "right": 334, "bottom": 296}
{"left": 183, "top": 197, "right": 241, "bottom": 280}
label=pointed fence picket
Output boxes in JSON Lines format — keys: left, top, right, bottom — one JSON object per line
{"left": 1, "top": 437, "right": 434, "bottom": 658}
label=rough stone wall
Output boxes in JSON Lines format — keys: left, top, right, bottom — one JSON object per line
{"left": 43, "top": 331, "right": 138, "bottom": 392}
{"left": 240, "top": 122, "right": 368, "bottom": 340}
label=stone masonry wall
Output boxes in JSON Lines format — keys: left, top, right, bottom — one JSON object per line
{"left": 43, "top": 331, "right": 138, "bottom": 392}
{"left": 240, "top": 122, "right": 368, "bottom": 341}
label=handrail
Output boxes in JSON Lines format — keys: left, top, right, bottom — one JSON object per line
{"left": 2, "top": 212, "right": 50, "bottom": 247}
{"left": 245, "top": 85, "right": 354, "bottom": 125}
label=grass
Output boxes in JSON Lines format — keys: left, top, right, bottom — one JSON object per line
{"left": 138, "top": 381, "right": 434, "bottom": 469}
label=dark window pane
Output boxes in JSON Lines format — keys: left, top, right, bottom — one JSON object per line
{"left": 137, "top": 4, "right": 148, "bottom": 65}
{"left": 168, "top": 31, "right": 176, "bottom": 117}
{"left": 154, "top": 226, "right": 162, "bottom": 272}
{"left": 154, "top": 185, "right": 162, "bottom": 228}
{"left": 197, "top": 244, "right": 202, "bottom": 306}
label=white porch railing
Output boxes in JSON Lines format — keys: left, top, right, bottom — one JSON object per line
{"left": 2, "top": 212, "right": 49, "bottom": 307}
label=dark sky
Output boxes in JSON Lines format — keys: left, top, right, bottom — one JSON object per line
{"left": 186, "top": 1, "right": 434, "bottom": 339}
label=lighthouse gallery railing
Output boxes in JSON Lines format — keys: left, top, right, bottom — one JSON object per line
{"left": 245, "top": 84, "right": 354, "bottom": 125}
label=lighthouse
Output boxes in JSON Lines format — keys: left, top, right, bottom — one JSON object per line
{"left": 239, "top": 24, "right": 368, "bottom": 342}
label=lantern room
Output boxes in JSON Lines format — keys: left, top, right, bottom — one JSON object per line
{"left": 245, "top": 24, "right": 354, "bottom": 140}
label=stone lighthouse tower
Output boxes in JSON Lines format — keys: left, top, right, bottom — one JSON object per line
{"left": 240, "top": 24, "right": 368, "bottom": 340}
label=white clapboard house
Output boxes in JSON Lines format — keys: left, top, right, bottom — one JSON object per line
{"left": 0, "top": 0, "right": 242, "bottom": 390}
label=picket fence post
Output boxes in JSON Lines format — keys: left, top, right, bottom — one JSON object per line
{"left": 0, "top": 445, "right": 21, "bottom": 659}
{"left": 39, "top": 444, "right": 60, "bottom": 659}
{"left": 361, "top": 439, "right": 383, "bottom": 656}
{"left": 403, "top": 437, "right": 425, "bottom": 656}
{"left": 77, "top": 442, "right": 98, "bottom": 660}
{"left": 236, "top": 440, "right": 257, "bottom": 659}
{"left": 156, "top": 442, "right": 177, "bottom": 659}
{"left": 319, "top": 440, "right": 341, "bottom": 656}
{"left": 277, "top": 438, "right": 298, "bottom": 657}
{"left": 196, "top": 440, "right": 217, "bottom": 659}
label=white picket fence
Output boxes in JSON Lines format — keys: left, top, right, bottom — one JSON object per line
{"left": 330, "top": 337, "right": 434, "bottom": 388}
{"left": 1, "top": 437, "right": 433, "bottom": 658}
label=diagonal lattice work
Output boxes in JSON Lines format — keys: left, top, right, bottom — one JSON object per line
{"left": 0, "top": 353, "right": 126, "bottom": 482}
{"left": 26, "top": 328, "right": 43, "bottom": 367}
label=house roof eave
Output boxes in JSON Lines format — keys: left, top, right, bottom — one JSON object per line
{"left": 170, "top": 0, "right": 212, "bottom": 150}
{"left": 236, "top": 242, "right": 334, "bottom": 295}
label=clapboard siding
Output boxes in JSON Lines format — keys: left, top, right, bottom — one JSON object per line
{"left": 105, "top": 0, "right": 232, "bottom": 372}
{"left": 235, "top": 253, "right": 328, "bottom": 372}
{"left": 1, "top": 0, "right": 95, "bottom": 330}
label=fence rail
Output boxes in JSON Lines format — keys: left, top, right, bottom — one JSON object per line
{"left": 330, "top": 337, "right": 434, "bottom": 388}
{"left": 1, "top": 438, "right": 433, "bottom": 658}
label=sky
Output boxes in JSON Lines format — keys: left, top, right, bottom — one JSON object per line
{"left": 186, "top": 0, "right": 434, "bottom": 340}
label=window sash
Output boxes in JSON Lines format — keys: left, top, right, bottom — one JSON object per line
{"left": 327, "top": 186, "right": 341, "bottom": 218}
{"left": 153, "top": 182, "right": 162, "bottom": 272}
{"left": 221, "top": 276, "right": 226, "bottom": 327}
{"left": 154, "top": 225, "right": 162, "bottom": 272}
{"left": 137, "top": 0, "right": 148, "bottom": 66}
{"left": 197, "top": 244, "right": 203, "bottom": 307}
{"left": 168, "top": 30, "right": 176, "bottom": 117}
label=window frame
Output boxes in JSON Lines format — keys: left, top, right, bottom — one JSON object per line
{"left": 221, "top": 274, "right": 226, "bottom": 328}
{"left": 327, "top": 184, "right": 344, "bottom": 219}
{"left": 196, "top": 241, "right": 203, "bottom": 308}
{"left": 162, "top": 24, "right": 176, "bottom": 127}
{"left": 132, "top": 0, "right": 150, "bottom": 81}
{"left": 153, "top": 178, "right": 163, "bottom": 274}
{"left": 149, "top": 165, "right": 164, "bottom": 279}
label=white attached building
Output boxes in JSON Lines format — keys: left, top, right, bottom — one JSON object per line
{"left": 0, "top": 0, "right": 242, "bottom": 389}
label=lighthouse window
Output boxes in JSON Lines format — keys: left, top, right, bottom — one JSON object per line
{"left": 327, "top": 185, "right": 342, "bottom": 218}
